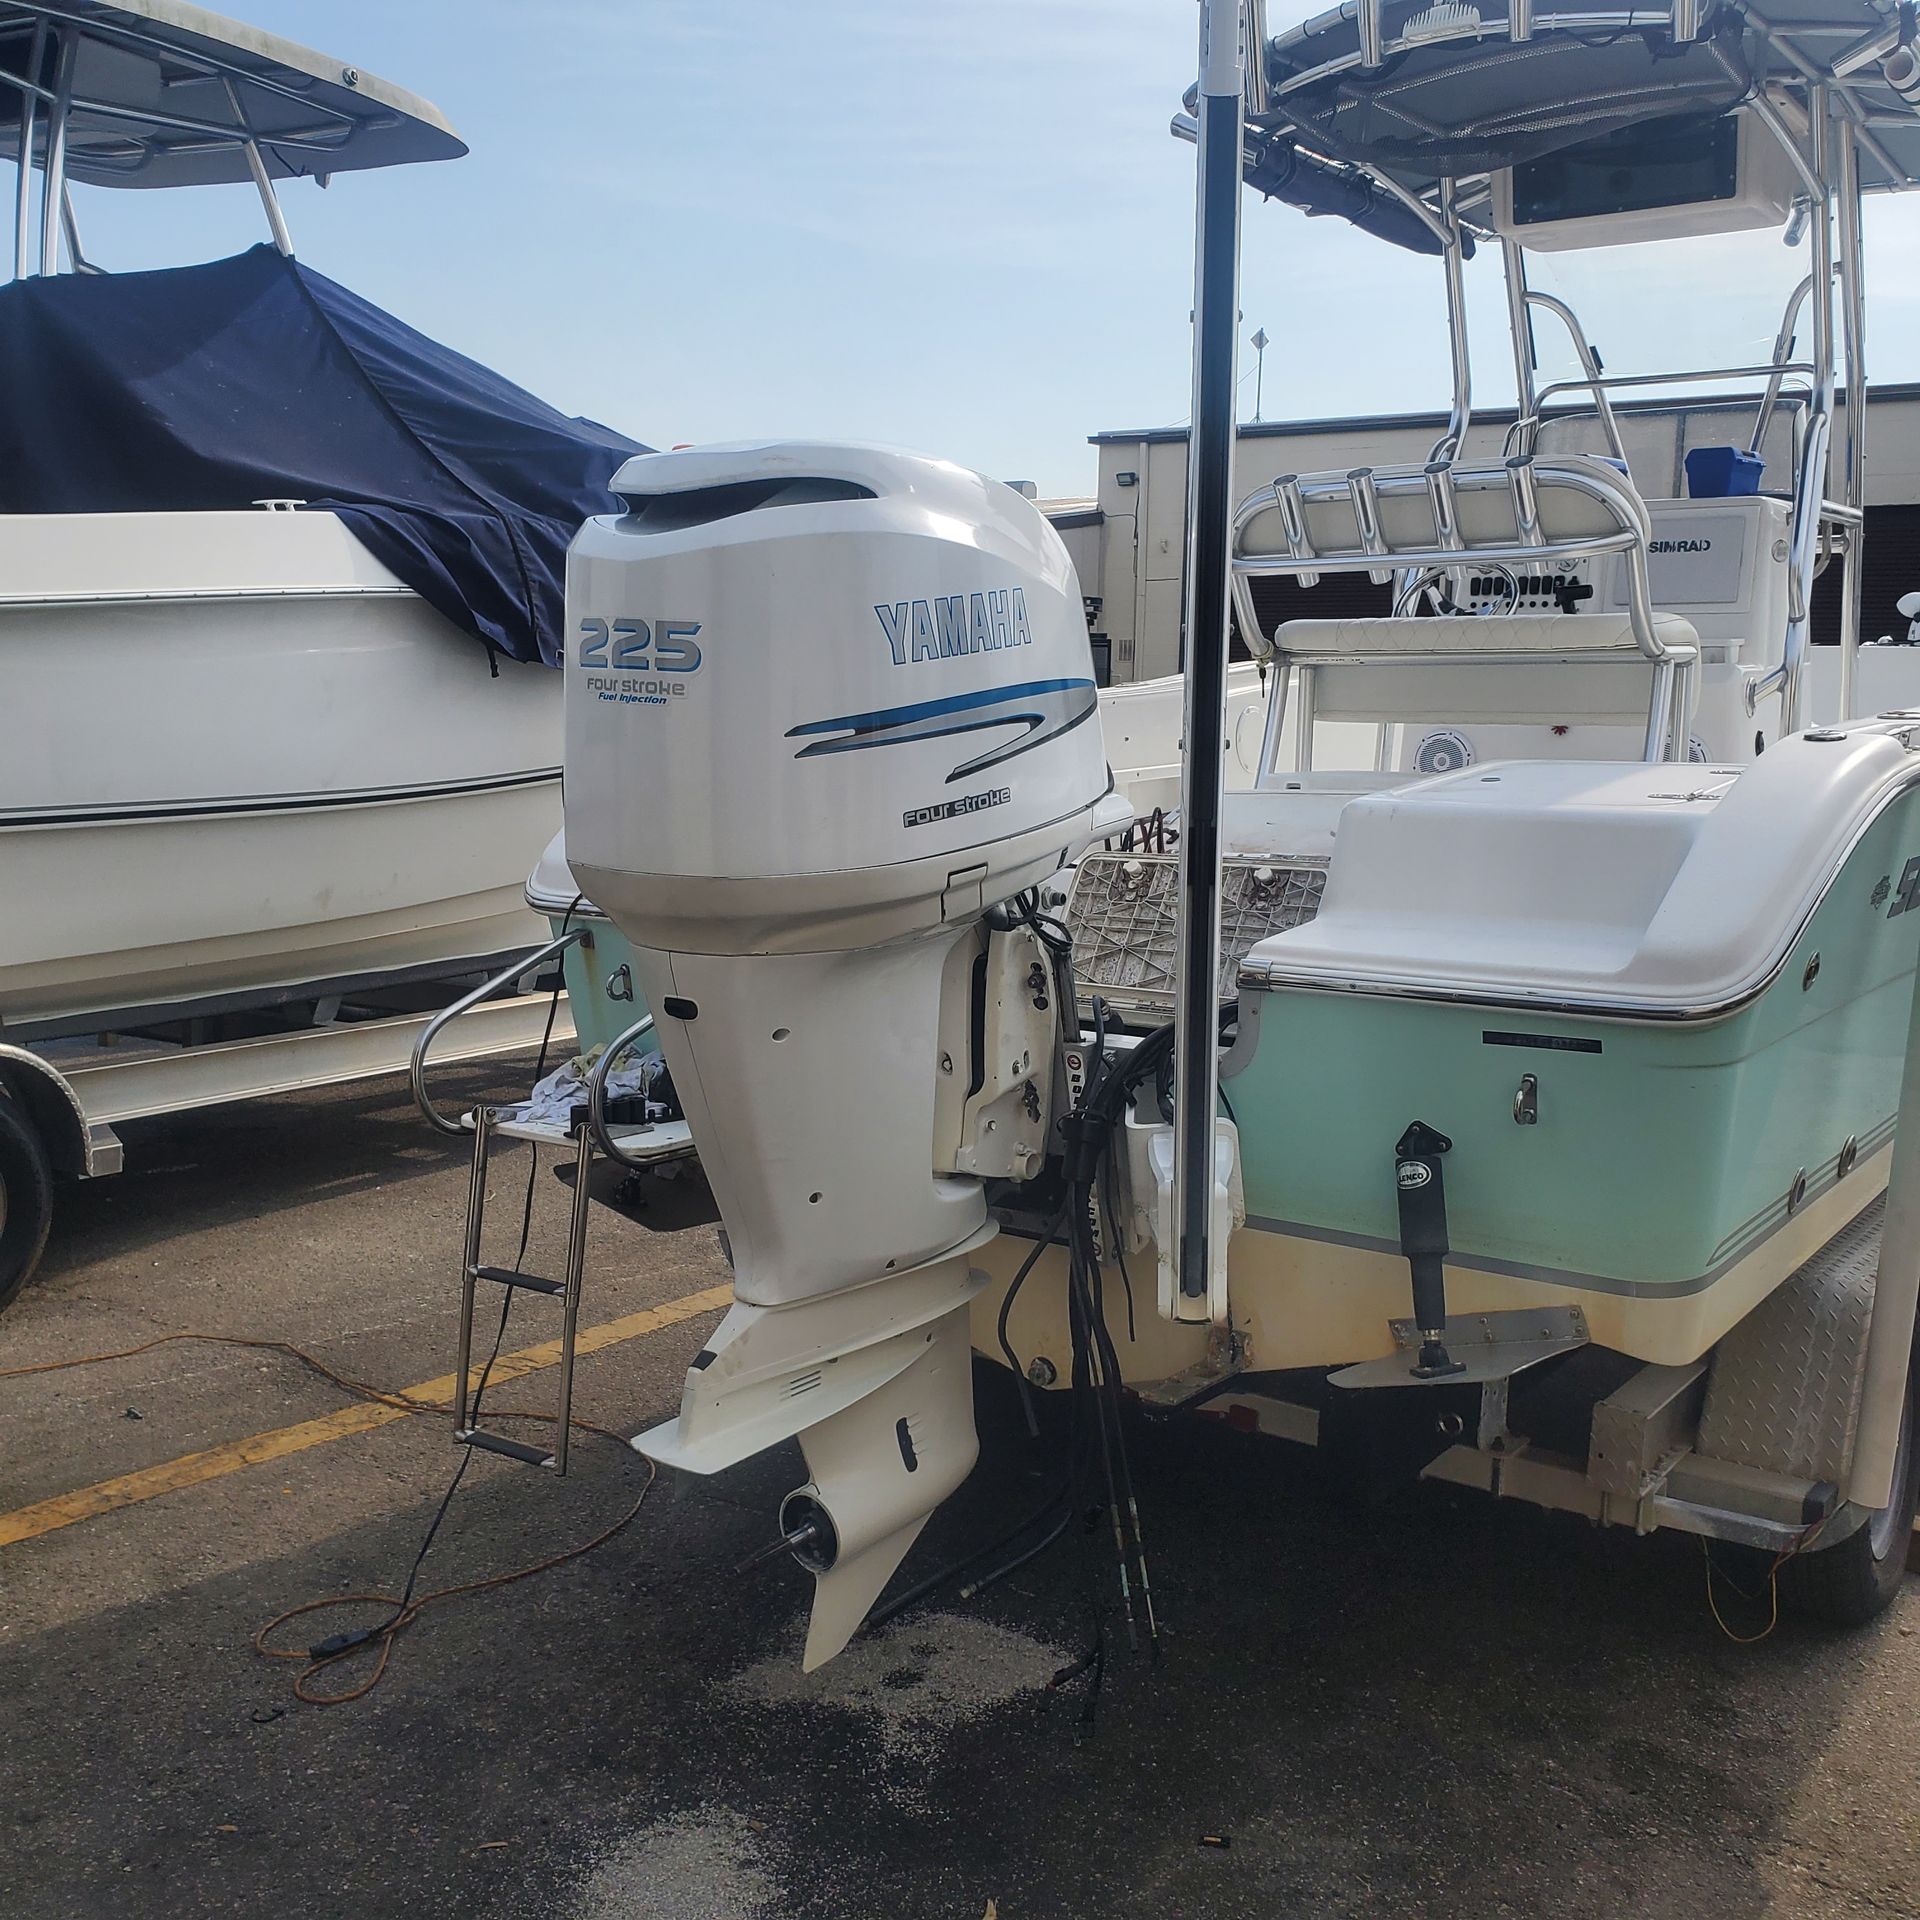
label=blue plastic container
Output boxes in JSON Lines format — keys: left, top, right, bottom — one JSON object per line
{"left": 1685, "top": 445, "right": 1765, "bottom": 499}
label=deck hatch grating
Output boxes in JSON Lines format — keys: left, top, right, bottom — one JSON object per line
{"left": 1065, "top": 851, "right": 1328, "bottom": 1016}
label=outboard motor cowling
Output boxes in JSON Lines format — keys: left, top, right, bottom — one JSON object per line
{"left": 564, "top": 442, "right": 1119, "bottom": 1666}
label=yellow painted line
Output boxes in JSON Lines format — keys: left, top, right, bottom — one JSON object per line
{"left": 0, "top": 1283, "right": 732, "bottom": 1550}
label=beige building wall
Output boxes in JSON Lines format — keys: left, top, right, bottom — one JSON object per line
{"left": 1047, "top": 515, "right": 1105, "bottom": 607}
{"left": 1070, "top": 388, "right": 1920, "bottom": 684}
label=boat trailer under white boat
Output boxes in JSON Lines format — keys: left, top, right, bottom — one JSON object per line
{"left": 436, "top": 0, "right": 1920, "bottom": 1672}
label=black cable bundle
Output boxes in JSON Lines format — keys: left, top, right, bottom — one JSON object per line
{"left": 871, "top": 891, "right": 1208, "bottom": 1684}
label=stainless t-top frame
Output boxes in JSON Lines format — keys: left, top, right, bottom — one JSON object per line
{"left": 1170, "top": 0, "right": 1920, "bottom": 1304}
{"left": 0, "top": 0, "right": 463, "bottom": 280}
{"left": 1231, "top": 0, "right": 1920, "bottom": 736}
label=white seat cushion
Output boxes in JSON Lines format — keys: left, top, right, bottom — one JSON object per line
{"left": 1306, "top": 659, "right": 1673, "bottom": 726}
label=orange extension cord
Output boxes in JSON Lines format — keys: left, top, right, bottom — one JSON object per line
{"left": 2, "top": 1330, "right": 656, "bottom": 1704}
{"left": 1699, "top": 1516, "right": 1828, "bottom": 1645}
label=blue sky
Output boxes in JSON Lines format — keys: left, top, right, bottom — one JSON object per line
{"left": 28, "top": 1, "right": 1920, "bottom": 497}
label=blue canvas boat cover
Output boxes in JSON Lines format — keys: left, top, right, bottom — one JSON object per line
{"left": 0, "top": 245, "right": 645, "bottom": 665}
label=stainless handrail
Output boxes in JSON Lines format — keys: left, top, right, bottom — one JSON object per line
{"left": 1245, "top": 0, "right": 1271, "bottom": 115}
{"left": 1356, "top": 0, "right": 1384, "bottom": 68}
{"left": 1750, "top": 273, "right": 1816, "bottom": 458}
{"left": 1507, "top": 291, "right": 1628, "bottom": 467}
{"left": 1836, "top": 123, "right": 1868, "bottom": 722}
{"left": 586, "top": 1013, "right": 663, "bottom": 1169}
{"left": 38, "top": 26, "right": 74, "bottom": 277}
{"left": 1431, "top": 179, "right": 1473, "bottom": 464}
{"left": 1772, "top": 82, "right": 1837, "bottom": 732}
{"left": 1353, "top": 158, "right": 1454, "bottom": 250}
{"left": 1532, "top": 361, "right": 1817, "bottom": 409}
{"left": 4, "top": 82, "right": 354, "bottom": 154}
{"left": 1271, "top": 5, "right": 1762, "bottom": 101}
{"left": 1232, "top": 452, "right": 1696, "bottom": 762}
{"left": 409, "top": 928, "right": 589, "bottom": 1136}
{"left": 5, "top": 1, "right": 363, "bottom": 144}
{"left": 1234, "top": 454, "right": 1668, "bottom": 649}
{"left": 12, "top": 19, "right": 45, "bottom": 277}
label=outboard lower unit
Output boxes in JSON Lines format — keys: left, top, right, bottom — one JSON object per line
{"left": 564, "top": 442, "right": 1120, "bottom": 1666}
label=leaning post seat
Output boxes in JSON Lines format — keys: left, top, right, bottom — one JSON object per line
{"left": 1230, "top": 452, "right": 1699, "bottom": 773}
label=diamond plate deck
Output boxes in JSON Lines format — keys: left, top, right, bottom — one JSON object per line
{"left": 1066, "top": 851, "right": 1327, "bottom": 1016}
{"left": 1695, "top": 1196, "right": 1883, "bottom": 1485}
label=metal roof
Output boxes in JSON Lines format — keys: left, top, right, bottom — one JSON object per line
{"left": 1038, "top": 496, "right": 1101, "bottom": 527}
{"left": 0, "top": 1, "right": 464, "bottom": 189}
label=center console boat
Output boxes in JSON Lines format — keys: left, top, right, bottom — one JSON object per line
{"left": 455, "top": 0, "right": 1920, "bottom": 1668}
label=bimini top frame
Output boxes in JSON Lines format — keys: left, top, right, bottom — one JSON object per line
{"left": 1255, "top": 0, "right": 1920, "bottom": 205}
{"left": 1189, "top": 0, "right": 1920, "bottom": 741}
{"left": 0, "top": 1, "right": 464, "bottom": 275}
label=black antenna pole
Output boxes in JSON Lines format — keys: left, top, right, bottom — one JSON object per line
{"left": 1172, "top": 0, "right": 1245, "bottom": 1314}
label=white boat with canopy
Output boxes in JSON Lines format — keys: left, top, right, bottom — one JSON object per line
{"left": 0, "top": 1, "right": 643, "bottom": 1041}
{"left": 0, "top": 2, "right": 639, "bottom": 1310}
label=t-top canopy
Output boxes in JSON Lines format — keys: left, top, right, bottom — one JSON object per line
{"left": 0, "top": 0, "right": 464, "bottom": 189}
{"left": 1257, "top": 0, "right": 1920, "bottom": 200}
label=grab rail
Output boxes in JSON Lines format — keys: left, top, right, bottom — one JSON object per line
{"left": 1750, "top": 275, "right": 1816, "bottom": 459}
{"left": 1231, "top": 452, "right": 1697, "bottom": 766}
{"left": 1526, "top": 360, "right": 1816, "bottom": 424}
{"left": 586, "top": 1012, "right": 661, "bottom": 1170}
{"left": 1505, "top": 290, "right": 1628, "bottom": 467}
{"left": 1232, "top": 453, "right": 1674, "bottom": 660}
{"left": 410, "top": 927, "right": 588, "bottom": 1137}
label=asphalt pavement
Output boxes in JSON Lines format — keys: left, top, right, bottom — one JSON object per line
{"left": 3, "top": 1064, "right": 1918, "bottom": 1919}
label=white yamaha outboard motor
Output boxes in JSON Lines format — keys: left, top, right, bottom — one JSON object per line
{"left": 564, "top": 442, "right": 1120, "bottom": 1667}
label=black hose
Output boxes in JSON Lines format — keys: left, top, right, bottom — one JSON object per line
{"left": 864, "top": 1481, "right": 1074, "bottom": 1633}
{"left": 997, "top": 1198, "right": 1071, "bottom": 1438}
{"left": 957, "top": 1500, "right": 1077, "bottom": 1602}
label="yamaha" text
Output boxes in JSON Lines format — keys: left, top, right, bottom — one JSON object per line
{"left": 875, "top": 588, "right": 1033, "bottom": 666}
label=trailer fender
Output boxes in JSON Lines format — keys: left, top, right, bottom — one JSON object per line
{"left": 0, "top": 1046, "right": 105, "bottom": 1178}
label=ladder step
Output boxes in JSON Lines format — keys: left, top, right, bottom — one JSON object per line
{"left": 457, "top": 1429, "right": 554, "bottom": 1468}
{"left": 470, "top": 1264, "right": 565, "bottom": 1297}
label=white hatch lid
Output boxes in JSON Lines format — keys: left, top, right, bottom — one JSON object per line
{"left": 1242, "top": 726, "right": 1920, "bottom": 1016}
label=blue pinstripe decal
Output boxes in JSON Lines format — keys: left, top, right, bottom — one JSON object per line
{"left": 786, "top": 678, "right": 1098, "bottom": 785}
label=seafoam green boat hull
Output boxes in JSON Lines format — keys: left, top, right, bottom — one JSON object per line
{"left": 545, "top": 912, "right": 656, "bottom": 1059}
{"left": 1226, "top": 787, "right": 1920, "bottom": 1298}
